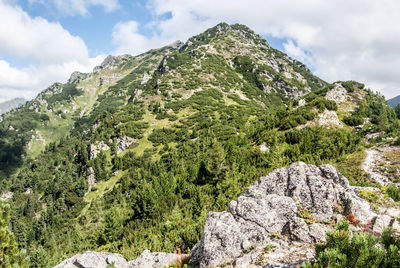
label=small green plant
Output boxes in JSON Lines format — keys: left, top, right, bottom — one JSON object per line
{"left": 297, "top": 205, "right": 317, "bottom": 224}
{"left": 359, "top": 189, "right": 381, "bottom": 210}
{"left": 386, "top": 184, "right": 400, "bottom": 201}
{"left": 106, "top": 262, "right": 116, "bottom": 268}
{"left": 264, "top": 244, "right": 277, "bottom": 254}
{"left": 269, "top": 232, "right": 282, "bottom": 239}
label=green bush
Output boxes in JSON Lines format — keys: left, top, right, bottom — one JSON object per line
{"left": 343, "top": 115, "right": 364, "bottom": 126}
{"left": 304, "top": 220, "right": 400, "bottom": 268}
{"left": 386, "top": 184, "right": 400, "bottom": 201}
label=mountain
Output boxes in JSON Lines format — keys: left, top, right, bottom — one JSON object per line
{"left": 0, "top": 97, "right": 26, "bottom": 114}
{"left": 388, "top": 94, "right": 400, "bottom": 107}
{"left": 0, "top": 23, "right": 399, "bottom": 267}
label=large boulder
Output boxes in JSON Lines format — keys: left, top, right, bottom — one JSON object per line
{"left": 54, "top": 250, "right": 187, "bottom": 268}
{"left": 189, "top": 162, "right": 397, "bottom": 267}
{"left": 126, "top": 250, "right": 188, "bottom": 268}
{"left": 54, "top": 251, "right": 127, "bottom": 268}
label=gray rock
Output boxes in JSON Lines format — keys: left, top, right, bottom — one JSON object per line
{"left": 94, "top": 55, "right": 117, "bottom": 72}
{"left": 190, "top": 162, "right": 394, "bottom": 267}
{"left": 54, "top": 251, "right": 127, "bottom": 268}
{"left": 125, "top": 250, "right": 188, "bottom": 268}
{"left": 90, "top": 141, "right": 110, "bottom": 159}
{"left": 116, "top": 136, "right": 137, "bottom": 154}
{"left": 68, "top": 71, "right": 82, "bottom": 84}
{"left": 372, "top": 215, "right": 392, "bottom": 235}
{"left": 309, "top": 223, "right": 328, "bottom": 243}
{"left": 0, "top": 191, "right": 13, "bottom": 201}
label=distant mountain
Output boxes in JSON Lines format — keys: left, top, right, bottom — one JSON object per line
{"left": 0, "top": 97, "right": 26, "bottom": 114}
{"left": 388, "top": 94, "right": 400, "bottom": 107}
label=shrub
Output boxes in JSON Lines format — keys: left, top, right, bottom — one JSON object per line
{"left": 343, "top": 115, "right": 364, "bottom": 126}
{"left": 303, "top": 220, "right": 400, "bottom": 268}
{"left": 386, "top": 184, "right": 400, "bottom": 201}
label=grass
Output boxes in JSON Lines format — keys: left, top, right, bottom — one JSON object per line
{"left": 336, "top": 149, "right": 378, "bottom": 187}
{"left": 81, "top": 170, "right": 127, "bottom": 216}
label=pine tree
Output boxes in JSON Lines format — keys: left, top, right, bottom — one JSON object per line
{"left": 104, "top": 208, "right": 122, "bottom": 243}
{"left": 0, "top": 201, "right": 28, "bottom": 267}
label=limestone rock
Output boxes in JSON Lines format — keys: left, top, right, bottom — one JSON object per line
{"left": 89, "top": 141, "right": 110, "bottom": 159}
{"left": 189, "top": 162, "right": 395, "bottom": 267}
{"left": 0, "top": 191, "right": 13, "bottom": 201}
{"left": 68, "top": 71, "right": 82, "bottom": 84}
{"left": 94, "top": 55, "right": 118, "bottom": 72}
{"left": 116, "top": 136, "right": 137, "bottom": 154}
{"left": 325, "top": 83, "right": 347, "bottom": 104}
{"left": 259, "top": 142, "right": 270, "bottom": 153}
{"left": 54, "top": 251, "right": 127, "bottom": 268}
{"left": 126, "top": 250, "right": 188, "bottom": 268}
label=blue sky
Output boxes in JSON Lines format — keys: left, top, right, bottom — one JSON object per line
{"left": 20, "top": 0, "right": 286, "bottom": 56}
{"left": 0, "top": 0, "right": 399, "bottom": 102}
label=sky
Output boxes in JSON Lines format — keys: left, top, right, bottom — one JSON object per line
{"left": 0, "top": 0, "right": 399, "bottom": 102}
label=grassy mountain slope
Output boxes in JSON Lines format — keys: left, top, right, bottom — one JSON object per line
{"left": 1, "top": 23, "right": 399, "bottom": 267}
{"left": 0, "top": 45, "right": 178, "bottom": 181}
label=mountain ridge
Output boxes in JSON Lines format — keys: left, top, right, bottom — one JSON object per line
{"left": 388, "top": 94, "right": 400, "bottom": 107}
{"left": 0, "top": 22, "right": 399, "bottom": 267}
{"left": 0, "top": 97, "right": 26, "bottom": 114}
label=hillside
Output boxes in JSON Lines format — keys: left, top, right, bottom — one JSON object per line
{"left": 0, "top": 97, "right": 26, "bottom": 114}
{"left": 1, "top": 23, "right": 399, "bottom": 267}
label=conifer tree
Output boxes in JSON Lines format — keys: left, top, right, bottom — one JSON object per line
{"left": 0, "top": 201, "right": 28, "bottom": 267}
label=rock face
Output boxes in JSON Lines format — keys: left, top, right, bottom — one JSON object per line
{"left": 54, "top": 250, "right": 187, "bottom": 268}
{"left": 325, "top": 83, "right": 348, "bottom": 104}
{"left": 189, "top": 162, "right": 399, "bottom": 267}
{"left": 68, "top": 71, "right": 82, "bottom": 84}
{"left": 116, "top": 136, "right": 137, "bottom": 154}
{"left": 89, "top": 141, "right": 110, "bottom": 159}
{"left": 317, "top": 110, "right": 343, "bottom": 128}
{"left": 126, "top": 249, "right": 188, "bottom": 268}
{"left": 54, "top": 251, "right": 127, "bottom": 268}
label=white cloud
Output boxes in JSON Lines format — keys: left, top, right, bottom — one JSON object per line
{"left": 112, "top": 0, "right": 400, "bottom": 98}
{"left": 28, "top": 0, "right": 120, "bottom": 16}
{"left": 0, "top": 2, "right": 89, "bottom": 64}
{"left": 0, "top": 55, "right": 105, "bottom": 103}
{"left": 112, "top": 21, "right": 167, "bottom": 56}
{"left": 0, "top": 1, "right": 104, "bottom": 102}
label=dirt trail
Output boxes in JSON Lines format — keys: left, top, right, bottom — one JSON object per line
{"left": 361, "top": 148, "right": 388, "bottom": 185}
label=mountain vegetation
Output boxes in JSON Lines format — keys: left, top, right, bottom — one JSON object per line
{"left": 0, "top": 23, "right": 399, "bottom": 267}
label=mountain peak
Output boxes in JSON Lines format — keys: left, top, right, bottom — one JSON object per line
{"left": 184, "top": 22, "right": 269, "bottom": 50}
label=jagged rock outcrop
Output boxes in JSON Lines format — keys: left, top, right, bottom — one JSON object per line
{"left": 94, "top": 55, "right": 117, "bottom": 72}
{"left": 189, "top": 162, "right": 400, "bottom": 267}
{"left": 325, "top": 83, "right": 348, "bottom": 104}
{"left": 68, "top": 71, "right": 83, "bottom": 84}
{"left": 89, "top": 141, "right": 110, "bottom": 159}
{"left": 126, "top": 250, "right": 188, "bottom": 268}
{"left": 116, "top": 135, "right": 137, "bottom": 154}
{"left": 54, "top": 251, "right": 127, "bottom": 268}
{"left": 54, "top": 250, "right": 187, "bottom": 268}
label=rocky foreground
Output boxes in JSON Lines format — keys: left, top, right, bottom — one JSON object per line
{"left": 55, "top": 162, "right": 400, "bottom": 268}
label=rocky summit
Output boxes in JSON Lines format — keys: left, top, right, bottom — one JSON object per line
{"left": 54, "top": 162, "right": 400, "bottom": 267}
